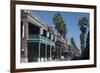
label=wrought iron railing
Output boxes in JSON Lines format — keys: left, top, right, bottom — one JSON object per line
{"left": 29, "top": 34, "right": 55, "bottom": 45}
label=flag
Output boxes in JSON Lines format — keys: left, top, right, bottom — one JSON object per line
{"left": 47, "top": 32, "right": 49, "bottom": 37}
{"left": 40, "top": 28, "right": 43, "bottom": 34}
{"left": 51, "top": 34, "right": 53, "bottom": 40}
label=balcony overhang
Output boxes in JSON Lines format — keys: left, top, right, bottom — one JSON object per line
{"left": 21, "top": 12, "right": 48, "bottom": 31}
{"left": 27, "top": 35, "right": 55, "bottom": 46}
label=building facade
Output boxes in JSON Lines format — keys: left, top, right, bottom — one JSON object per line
{"left": 21, "top": 10, "right": 56, "bottom": 62}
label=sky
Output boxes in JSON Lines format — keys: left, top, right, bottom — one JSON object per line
{"left": 32, "top": 10, "right": 89, "bottom": 49}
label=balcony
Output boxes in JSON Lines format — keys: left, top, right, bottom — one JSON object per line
{"left": 28, "top": 35, "right": 55, "bottom": 46}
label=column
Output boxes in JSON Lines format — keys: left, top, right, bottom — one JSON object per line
{"left": 45, "top": 44, "right": 47, "bottom": 61}
{"left": 38, "top": 42, "right": 41, "bottom": 62}
{"left": 50, "top": 46, "right": 52, "bottom": 61}
{"left": 21, "top": 18, "right": 28, "bottom": 62}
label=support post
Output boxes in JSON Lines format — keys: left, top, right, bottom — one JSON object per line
{"left": 21, "top": 18, "right": 28, "bottom": 62}
{"left": 45, "top": 44, "right": 47, "bottom": 61}
{"left": 50, "top": 46, "right": 52, "bottom": 61}
{"left": 38, "top": 42, "right": 41, "bottom": 62}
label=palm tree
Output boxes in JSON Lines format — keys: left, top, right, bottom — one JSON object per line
{"left": 78, "top": 17, "right": 89, "bottom": 59}
{"left": 85, "top": 31, "right": 90, "bottom": 59}
{"left": 53, "top": 13, "right": 68, "bottom": 60}
{"left": 53, "top": 13, "right": 67, "bottom": 38}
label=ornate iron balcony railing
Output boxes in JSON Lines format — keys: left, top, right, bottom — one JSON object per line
{"left": 28, "top": 34, "right": 55, "bottom": 46}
